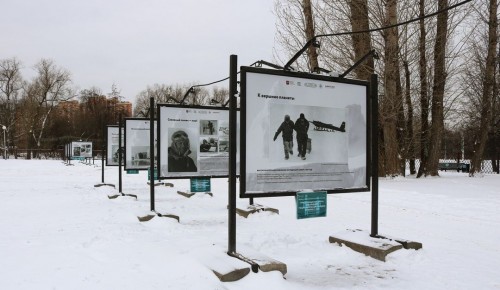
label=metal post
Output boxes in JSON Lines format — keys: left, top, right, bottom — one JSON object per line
{"left": 101, "top": 125, "right": 105, "bottom": 183}
{"left": 68, "top": 142, "right": 72, "bottom": 165}
{"left": 118, "top": 114, "right": 123, "bottom": 194}
{"left": 2, "top": 126, "right": 6, "bottom": 159}
{"left": 150, "top": 97, "right": 155, "bottom": 211}
{"left": 228, "top": 54, "right": 238, "bottom": 254}
{"left": 370, "top": 74, "right": 379, "bottom": 237}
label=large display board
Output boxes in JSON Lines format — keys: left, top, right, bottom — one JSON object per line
{"left": 106, "top": 125, "right": 124, "bottom": 166}
{"left": 124, "top": 118, "right": 156, "bottom": 170}
{"left": 240, "top": 67, "right": 369, "bottom": 197}
{"left": 157, "top": 105, "right": 238, "bottom": 179}
{"left": 71, "top": 141, "right": 93, "bottom": 159}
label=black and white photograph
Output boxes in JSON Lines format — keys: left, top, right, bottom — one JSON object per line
{"left": 269, "top": 103, "right": 347, "bottom": 163}
{"left": 130, "top": 146, "right": 150, "bottom": 166}
{"left": 73, "top": 146, "right": 81, "bottom": 157}
{"left": 199, "top": 120, "right": 218, "bottom": 135}
{"left": 158, "top": 105, "right": 240, "bottom": 178}
{"left": 218, "top": 120, "right": 229, "bottom": 137}
{"left": 111, "top": 145, "right": 120, "bottom": 164}
{"left": 242, "top": 68, "right": 368, "bottom": 196}
{"left": 218, "top": 138, "right": 229, "bottom": 153}
{"left": 199, "top": 137, "right": 218, "bottom": 153}
{"left": 167, "top": 128, "right": 198, "bottom": 173}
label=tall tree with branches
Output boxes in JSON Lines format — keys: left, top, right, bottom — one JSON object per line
{"left": 21, "top": 59, "right": 73, "bottom": 158}
{"left": 469, "top": 0, "right": 498, "bottom": 175}
{"left": 0, "top": 58, "right": 23, "bottom": 154}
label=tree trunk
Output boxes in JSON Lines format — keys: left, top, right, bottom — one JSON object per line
{"left": 381, "top": 0, "right": 401, "bottom": 176}
{"left": 416, "top": 0, "right": 430, "bottom": 178}
{"left": 404, "top": 61, "right": 416, "bottom": 175}
{"left": 302, "top": 0, "right": 319, "bottom": 72}
{"left": 469, "top": 0, "right": 498, "bottom": 176}
{"left": 349, "top": 0, "right": 374, "bottom": 80}
{"left": 427, "top": 0, "right": 449, "bottom": 176}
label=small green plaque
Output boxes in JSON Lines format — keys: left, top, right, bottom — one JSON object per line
{"left": 127, "top": 169, "right": 139, "bottom": 174}
{"left": 148, "top": 168, "right": 158, "bottom": 180}
{"left": 190, "top": 177, "right": 211, "bottom": 192}
{"left": 296, "top": 191, "right": 327, "bottom": 219}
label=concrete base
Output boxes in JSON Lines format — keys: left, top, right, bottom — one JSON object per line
{"left": 177, "top": 190, "right": 212, "bottom": 198}
{"left": 156, "top": 212, "right": 180, "bottom": 222}
{"left": 107, "top": 193, "right": 138, "bottom": 200}
{"left": 234, "top": 247, "right": 287, "bottom": 276}
{"left": 137, "top": 214, "right": 156, "bottom": 222}
{"left": 378, "top": 235, "right": 423, "bottom": 250}
{"left": 94, "top": 183, "right": 116, "bottom": 188}
{"left": 236, "top": 204, "right": 279, "bottom": 218}
{"left": 329, "top": 229, "right": 407, "bottom": 262}
{"left": 147, "top": 181, "right": 174, "bottom": 187}
{"left": 199, "top": 250, "right": 251, "bottom": 282}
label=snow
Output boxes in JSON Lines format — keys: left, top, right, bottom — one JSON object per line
{"left": 1, "top": 159, "right": 500, "bottom": 290}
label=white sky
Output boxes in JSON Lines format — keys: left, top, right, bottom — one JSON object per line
{"left": 1, "top": 0, "right": 278, "bottom": 103}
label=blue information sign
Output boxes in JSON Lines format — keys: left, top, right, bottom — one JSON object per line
{"left": 190, "top": 177, "right": 211, "bottom": 192}
{"left": 296, "top": 191, "right": 327, "bottom": 219}
{"left": 127, "top": 169, "right": 139, "bottom": 174}
{"left": 148, "top": 168, "right": 158, "bottom": 180}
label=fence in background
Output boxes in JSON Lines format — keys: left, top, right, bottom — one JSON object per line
{"left": 405, "top": 159, "right": 499, "bottom": 174}
{"left": 2, "top": 149, "right": 498, "bottom": 174}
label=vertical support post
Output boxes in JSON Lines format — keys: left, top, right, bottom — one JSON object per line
{"left": 228, "top": 54, "right": 238, "bottom": 254}
{"left": 68, "top": 142, "right": 72, "bottom": 165}
{"left": 370, "top": 74, "right": 379, "bottom": 237}
{"left": 150, "top": 97, "right": 155, "bottom": 211}
{"left": 118, "top": 114, "right": 123, "bottom": 194}
{"left": 101, "top": 125, "right": 105, "bottom": 183}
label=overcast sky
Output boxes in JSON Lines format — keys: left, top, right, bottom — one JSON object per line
{"left": 1, "top": 0, "right": 278, "bottom": 103}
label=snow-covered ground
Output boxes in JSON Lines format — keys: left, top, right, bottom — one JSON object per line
{"left": 1, "top": 159, "right": 499, "bottom": 290}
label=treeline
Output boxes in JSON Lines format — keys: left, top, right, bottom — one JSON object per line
{"left": 0, "top": 58, "right": 132, "bottom": 158}
{"left": 0, "top": 57, "right": 229, "bottom": 159}
{"left": 273, "top": 0, "right": 499, "bottom": 176}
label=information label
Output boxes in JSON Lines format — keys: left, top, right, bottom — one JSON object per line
{"left": 127, "top": 169, "right": 139, "bottom": 174}
{"left": 190, "top": 177, "right": 211, "bottom": 192}
{"left": 148, "top": 168, "right": 158, "bottom": 180}
{"left": 296, "top": 191, "right": 327, "bottom": 219}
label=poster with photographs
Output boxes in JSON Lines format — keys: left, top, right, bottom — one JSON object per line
{"left": 124, "top": 119, "right": 157, "bottom": 170}
{"left": 157, "top": 105, "right": 239, "bottom": 178}
{"left": 71, "top": 141, "right": 93, "bottom": 159}
{"left": 106, "top": 125, "right": 124, "bottom": 166}
{"left": 241, "top": 67, "right": 369, "bottom": 197}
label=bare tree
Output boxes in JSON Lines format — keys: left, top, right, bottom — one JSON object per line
{"left": 469, "top": 0, "right": 498, "bottom": 175}
{"left": 22, "top": 59, "right": 73, "bottom": 158}
{"left": 416, "top": 0, "right": 431, "bottom": 177}
{"left": 426, "top": 0, "right": 450, "bottom": 176}
{"left": 0, "top": 58, "right": 23, "bottom": 155}
{"left": 303, "top": 0, "right": 319, "bottom": 71}
{"left": 348, "top": 0, "right": 375, "bottom": 80}
{"left": 380, "top": 0, "right": 405, "bottom": 176}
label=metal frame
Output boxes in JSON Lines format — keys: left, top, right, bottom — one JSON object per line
{"left": 240, "top": 66, "right": 371, "bottom": 198}
{"left": 156, "top": 103, "right": 234, "bottom": 180}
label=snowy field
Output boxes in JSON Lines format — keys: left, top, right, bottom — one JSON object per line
{"left": 1, "top": 159, "right": 499, "bottom": 290}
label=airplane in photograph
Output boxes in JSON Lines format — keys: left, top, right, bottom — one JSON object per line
{"left": 310, "top": 120, "right": 346, "bottom": 132}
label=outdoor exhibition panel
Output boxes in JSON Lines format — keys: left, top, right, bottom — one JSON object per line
{"left": 157, "top": 104, "right": 239, "bottom": 179}
{"left": 71, "top": 141, "right": 93, "bottom": 159}
{"left": 240, "top": 66, "right": 370, "bottom": 197}
{"left": 124, "top": 118, "right": 157, "bottom": 170}
{"left": 106, "top": 125, "right": 124, "bottom": 166}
